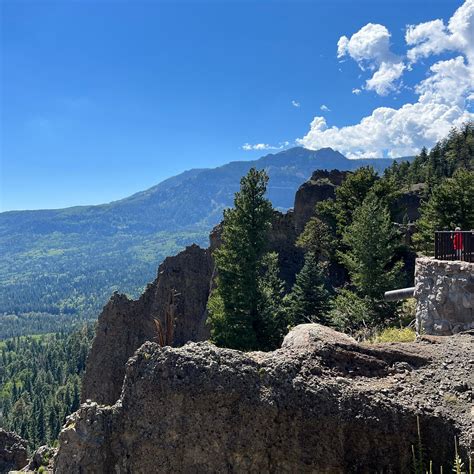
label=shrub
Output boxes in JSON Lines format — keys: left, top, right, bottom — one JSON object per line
{"left": 328, "top": 289, "right": 376, "bottom": 336}
{"left": 396, "top": 298, "right": 417, "bottom": 326}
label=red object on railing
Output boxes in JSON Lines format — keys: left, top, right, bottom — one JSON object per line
{"left": 434, "top": 231, "right": 473, "bottom": 262}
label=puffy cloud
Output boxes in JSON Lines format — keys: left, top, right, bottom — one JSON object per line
{"left": 365, "top": 61, "right": 405, "bottom": 95}
{"left": 406, "top": 0, "right": 474, "bottom": 62}
{"left": 320, "top": 104, "right": 331, "bottom": 112}
{"left": 337, "top": 23, "right": 403, "bottom": 95}
{"left": 405, "top": 19, "right": 452, "bottom": 61}
{"left": 297, "top": 102, "right": 472, "bottom": 159}
{"left": 416, "top": 56, "right": 473, "bottom": 106}
{"left": 337, "top": 23, "right": 397, "bottom": 66}
{"left": 242, "top": 141, "right": 290, "bottom": 151}
{"left": 352, "top": 88, "right": 362, "bottom": 95}
{"left": 298, "top": 1, "right": 474, "bottom": 158}
{"left": 291, "top": 100, "right": 301, "bottom": 107}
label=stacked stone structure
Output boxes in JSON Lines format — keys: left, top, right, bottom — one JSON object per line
{"left": 414, "top": 257, "right": 474, "bottom": 335}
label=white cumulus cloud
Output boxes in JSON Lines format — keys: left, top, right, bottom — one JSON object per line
{"left": 365, "top": 62, "right": 405, "bottom": 95}
{"left": 406, "top": 0, "right": 474, "bottom": 62}
{"left": 320, "top": 104, "right": 331, "bottom": 112}
{"left": 337, "top": 23, "right": 404, "bottom": 95}
{"left": 291, "top": 100, "right": 301, "bottom": 108}
{"left": 337, "top": 23, "right": 396, "bottom": 66}
{"left": 242, "top": 141, "right": 290, "bottom": 151}
{"left": 298, "top": 0, "right": 474, "bottom": 158}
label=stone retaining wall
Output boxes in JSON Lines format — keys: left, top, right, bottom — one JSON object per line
{"left": 414, "top": 257, "right": 474, "bottom": 335}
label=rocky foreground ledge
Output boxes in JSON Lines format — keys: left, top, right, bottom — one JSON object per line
{"left": 0, "top": 429, "right": 27, "bottom": 473}
{"left": 54, "top": 324, "right": 473, "bottom": 473}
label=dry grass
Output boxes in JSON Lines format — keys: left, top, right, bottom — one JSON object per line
{"left": 154, "top": 290, "right": 179, "bottom": 347}
{"left": 371, "top": 327, "right": 416, "bottom": 343}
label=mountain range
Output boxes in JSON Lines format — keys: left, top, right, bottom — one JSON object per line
{"left": 0, "top": 147, "right": 410, "bottom": 337}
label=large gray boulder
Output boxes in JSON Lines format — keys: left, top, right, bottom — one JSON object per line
{"left": 55, "top": 324, "right": 472, "bottom": 473}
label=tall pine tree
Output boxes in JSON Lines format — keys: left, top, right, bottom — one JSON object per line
{"left": 340, "top": 193, "right": 404, "bottom": 300}
{"left": 414, "top": 169, "right": 474, "bottom": 252}
{"left": 285, "top": 252, "right": 330, "bottom": 326}
{"left": 207, "top": 168, "right": 274, "bottom": 350}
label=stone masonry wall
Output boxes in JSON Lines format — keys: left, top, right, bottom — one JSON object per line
{"left": 414, "top": 257, "right": 474, "bottom": 335}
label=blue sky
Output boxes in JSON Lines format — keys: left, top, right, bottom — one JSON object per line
{"left": 1, "top": 0, "right": 472, "bottom": 211}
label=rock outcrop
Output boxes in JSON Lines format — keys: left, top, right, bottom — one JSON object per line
{"left": 0, "top": 429, "right": 27, "bottom": 474}
{"left": 23, "top": 445, "right": 56, "bottom": 473}
{"left": 293, "top": 169, "right": 347, "bottom": 233}
{"left": 267, "top": 210, "right": 303, "bottom": 288}
{"left": 82, "top": 194, "right": 331, "bottom": 406}
{"left": 57, "top": 324, "right": 472, "bottom": 473}
{"left": 81, "top": 244, "right": 213, "bottom": 405}
{"left": 392, "top": 183, "right": 424, "bottom": 223}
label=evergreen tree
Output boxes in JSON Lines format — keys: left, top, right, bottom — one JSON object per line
{"left": 0, "top": 326, "right": 94, "bottom": 450}
{"left": 285, "top": 252, "right": 330, "bottom": 326}
{"left": 317, "top": 166, "right": 379, "bottom": 237}
{"left": 414, "top": 169, "right": 474, "bottom": 252}
{"left": 340, "top": 193, "right": 404, "bottom": 300}
{"left": 35, "top": 402, "right": 46, "bottom": 445}
{"left": 328, "top": 288, "right": 376, "bottom": 335}
{"left": 207, "top": 168, "right": 274, "bottom": 350}
{"left": 296, "top": 216, "right": 331, "bottom": 257}
{"left": 255, "top": 252, "right": 287, "bottom": 351}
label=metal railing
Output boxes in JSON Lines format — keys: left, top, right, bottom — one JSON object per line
{"left": 434, "top": 231, "right": 474, "bottom": 262}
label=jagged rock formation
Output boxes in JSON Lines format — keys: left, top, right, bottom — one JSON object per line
{"left": 293, "top": 169, "right": 347, "bottom": 233}
{"left": 81, "top": 244, "right": 213, "bottom": 405}
{"left": 23, "top": 446, "right": 56, "bottom": 473}
{"left": 81, "top": 168, "right": 425, "bottom": 407}
{"left": 56, "top": 324, "right": 472, "bottom": 473}
{"left": 392, "top": 183, "right": 424, "bottom": 223}
{"left": 82, "top": 211, "right": 305, "bottom": 406}
{"left": 268, "top": 210, "right": 303, "bottom": 288}
{"left": 0, "top": 429, "right": 27, "bottom": 473}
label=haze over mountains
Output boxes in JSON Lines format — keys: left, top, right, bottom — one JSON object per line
{"left": 1, "top": 147, "right": 403, "bottom": 230}
{"left": 0, "top": 147, "right": 409, "bottom": 337}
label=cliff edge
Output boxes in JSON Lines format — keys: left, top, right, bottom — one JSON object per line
{"left": 56, "top": 324, "right": 472, "bottom": 473}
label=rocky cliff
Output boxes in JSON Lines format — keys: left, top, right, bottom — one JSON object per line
{"left": 56, "top": 324, "right": 472, "bottom": 473}
{"left": 0, "top": 429, "right": 27, "bottom": 473}
{"left": 81, "top": 168, "right": 423, "bottom": 407}
{"left": 81, "top": 211, "right": 304, "bottom": 406}
{"left": 293, "top": 169, "right": 347, "bottom": 233}
{"left": 81, "top": 180, "right": 326, "bottom": 407}
{"left": 81, "top": 244, "right": 213, "bottom": 405}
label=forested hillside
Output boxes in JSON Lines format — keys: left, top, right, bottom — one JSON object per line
{"left": 0, "top": 326, "right": 94, "bottom": 450}
{"left": 0, "top": 230, "right": 207, "bottom": 338}
{"left": 0, "top": 147, "right": 405, "bottom": 337}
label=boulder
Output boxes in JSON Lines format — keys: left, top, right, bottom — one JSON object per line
{"left": 56, "top": 324, "right": 472, "bottom": 473}
{"left": 0, "top": 429, "right": 27, "bottom": 474}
